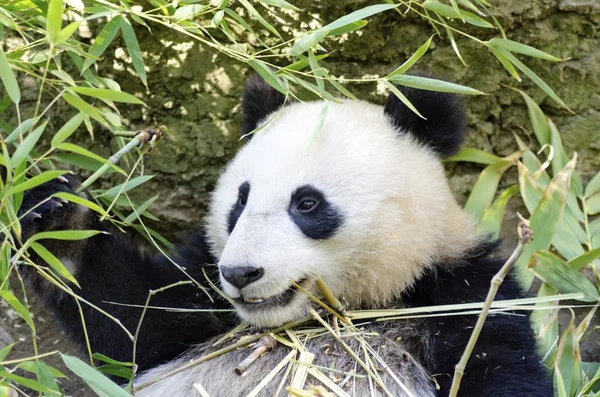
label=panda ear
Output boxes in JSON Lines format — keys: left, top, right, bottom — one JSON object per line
{"left": 241, "top": 74, "right": 288, "bottom": 137}
{"left": 383, "top": 80, "right": 466, "bottom": 157}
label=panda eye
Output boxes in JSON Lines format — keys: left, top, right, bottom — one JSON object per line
{"left": 237, "top": 181, "right": 250, "bottom": 207}
{"left": 297, "top": 197, "right": 319, "bottom": 213}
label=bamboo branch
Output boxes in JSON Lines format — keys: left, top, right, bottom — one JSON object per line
{"left": 448, "top": 214, "right": 534, "bottom": 397}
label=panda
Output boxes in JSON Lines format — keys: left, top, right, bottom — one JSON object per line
{"left": 17, "top": 75, "right": 553, "bottom": 396}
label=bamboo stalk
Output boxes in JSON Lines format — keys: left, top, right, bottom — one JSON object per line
{"left": 448, "top": 215, "right": 534, "bottom": 397}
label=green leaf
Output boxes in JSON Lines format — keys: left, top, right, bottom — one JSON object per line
{"left": 387, "top": 36, "right": 434, "bottom": 77}
{"left": 8, "top": 171, "right": 69, "bottom": 195}
{"left": 53, "top": 192, "right": 109, "bottom": 217}
{"left": 587, "top": 193, "right": 600, "bottom": 216}
{"left": 289, "top": 29, "right": 329, "bottom": 57}
{"left": 0, "top": 370, "right": 56, "bottom": 394}
{"left": 92, "top": 353, "right": 133, "bottom": 367}
{"left": 328, "top": 77, "right": 356, "bottom": 100}
{"left": 100, "top": 175, "right": 154, "bottom": 198}
{"left": 567, "top": 248, "right": 600, "bottom": 272}
{"left": 52, "top": 112, "right": 85, "bottom": 147}
{"left": 324, "top": 4, "right": 398, "bottom": 31}
{"left": 238, "top": 0, "right": 281, "bottom": 38}
{"left": 531, "top": 251, "right": 599, "bottom": 302}
{"left": 0, "top": 47, "right": 20, "bottom": 104}
{"left": 47, "top": 0, "right": 63, "bottom": 44}
{"left": 0, "top": 343, "right": 15, "bottom": 361}
{"left": 56, "top": 21, "right": 82, "bottom": 44}
{"left": 18, "top": 360, "right": 67, "bottom": 378}
{"left": 10, "top": 121, "right": 47, "bottom": 167}
{"left": 34, "top": 360, "right": 60, "bottom": 393}
{"left": 247, "top": 60, "right": 287, "bottom": 95}
{"left": 56, "top": 143, "right": 126, "bottom": 175}
{"left": 488, "top": 38, "right": 562, "bottom": 62}
{"left": 120, "top": 17, "right": 147, "bottom": 86}
{"left": 61, "top": 354, "right": 131, "bottom": 397}
{"left": 124, "top": 195, "right": 159, "bottom": 224}
{"left": 477, "top": 185, "right": 520, "bottom": 236}
{"left": 29, "top": 242, "right": 80, "bottom": 287}
{"left": 327, "top": 20, "right": 368, "bottom": 36}
{"left": 385, "top": 80, "right": 425, "bottom": 119}
{"left": 464, "top": 159, "right": 514, "bottom": 219}
{"left": 516, "top": 155, "right": 577, "bottom": 284}
{"left": 6, "top": 117, "right": 41, "bottom": 144}
{"left": 29, "top": 230, "right": 104, "bottom": 243}
{"left": 68, "top": 87, "right": 144, "bottom": 105}
{"left": 554, "top": 315, "right": 583, "bottom": 397}
{"left": 258, "top": 0, "right": 299, "bottom": 11}
{"left": 0, "top": 291, "right": 34, "bottom": 330}
{"left": 423, "top": 0, "right": 493, "bottom": 28}
{"left": 585, "top": 170, "right": 600, "bottom": 198}
{"left": 97, "top": 364, "right": 133, "bottom": 379}
{"left": 498, "top": 48, "right": 571, "bottom": 112}
{"left": 444, "top": 148, "right": 503, "bottom": 165}
{"left": 62, "top": 92, "right": 108, "bottom": 127}
{"left": 514, "top": 88, "right": 551, "bottom": 146}
{"left": 173, "top": 4, "right": 207, "bottom": 20}
{"left": 487, "top": 44, "right": 521, "bottom": 81}
{"left": 83, "top": 16, "right": 122, "bottom": 72}
{"left": 387, "top": 74, "right": 485, "bottom": 95}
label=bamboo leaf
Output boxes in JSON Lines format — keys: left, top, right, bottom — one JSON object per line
{"left": 92, "top": 353, "right": 133, "bottom": 367}
{"left": 327, "top": 20, "right": 368, "bottom": 36}
{"left": 10, "top": 121, "right": 47, "bottom": 167}
{"left": 6, "top": 117, "right": 40, "bottom": 144}
{"left": 0, "top": 47, "right": 20, "bottom": 103}
{"left": 62, "top": 92, "right": 108, "bottom": 127}
{"left": 52, "top": 192, "right": 109, "bottom": 217}
{"left": 56, "top": 143, "right": 126, "bottom": 175}
{"left": 68, "top": 87, "right": 144, "bottom": 105}
{"left": 289, "top": 29, "right": 329, "bottom": 57}
{"left": 477, "top": 185, "right": 519, "bottom": 236}
{"left": 0, "top": 291, "right": 34, "bottom": 330}
{"left": 387, "top": 74, "right": 485, "bottom": 95}
{"left": 100, "top": 175, "right": 154, "bottom": 198}
{"left": 83, "top": 16, "right": 122, "bottom": 72}
{"left": 531, "top": 251, "right": 599, "bottom": 302}
{"left": 444, "top": 147, "right": 502, "bottom": 165}
{"left": 516, "top": 155, "right": 577, "bottom": 284}
{"left": 8, "top": 171, "right": 70, "bottom": 195}
{"left": 173, "top": 4, "right": 207, "bottom": 20}
{"left": 52, "top": 112, "right": 85, "bottom": 147}
{"left": 488, "top": 38, "right": 562, "bottom": 62}
{"left": 281, "top": 54, "right": 328, "bottom": 72}
{"left": 258, "top": 0, "right": 299, "bottom": 11}
{"left": 18, "top": 361, "right": 67, "bottom": 378}
{"left": 47, "top": 0, "right": 63, "bottom": 44}
{"left": 120, "top": 17, "right": 147, "bottom": 86}
{"left": 30, "top": 242, "right": 80, "bottom": 287}
{"left": 324, "top": 4, "right": 398, "bottom": 31}
{"left": 123, "top": 195, "right": 159, "bottom": 224}
{"left": 553, "top": 314, "right": 583, "bottom": 397}
{"left": 61, "top": 354, "right": 131, "bottom": 397}
{"left": 422, "top": 0, "right": 493, "bottom": 28}
{"left": 247, "top": 60, "right": 287, "bottom": 94}
{"left": 514, "top": 88, "right": 551, "bottom": 146}
{"left": 238, "top": 0, "right": 281, "bottom": 38}
{"left": 29, "top": 230, "right": 104, "bottom": 243}
{"left": 587, "top": 193, "right": 600, "bottom": 215}
{"left": 34, "top": 360, "right": 60, "bottom": 393}
{"left": 385, "top": 81, "right": 425, "bottom": 119}
{"left": 487, "top": 44, "right": 521, "bottom": 81}
{"left": 387, "top": 35, "right": 434, "bottom": 77}
{"left": 568, "top": 248, "right": 600, "bottom": 272}
{"left": 0, "top": 370, "right": 56, "bottom": 394}
{"left": 56, "top": 21, "right": 82, "bottom": 44}
{"left": 0, "top": 343, "right": 15, "bottom": 361}
{"left": 586, "top": 170, "right": 600, "bottom": 198}
{"left": 464, "top": 159, "right": 514, "bottom": 219}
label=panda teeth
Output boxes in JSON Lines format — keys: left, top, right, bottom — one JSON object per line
{"left": 243, "top": 297, "right": 264, "bottom": 303}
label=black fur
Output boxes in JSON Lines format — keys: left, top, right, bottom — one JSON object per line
{"left": 288, "top": 185, "right": 343, "bottom": 240}
{"left": 384, "top": 82, "right": 466, "bottom": 157}
{"left": 241, "top": 74, "right": 287, "bottom": 136}
{"left": 227, "top": 181, "right": 250, "bottom": 234}
{"left": 403, "top": 241, "right": 553, "bottom": 396}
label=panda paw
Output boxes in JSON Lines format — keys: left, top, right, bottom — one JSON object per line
{"left": 19, "top": 175, "right": 88, "bottom": 240}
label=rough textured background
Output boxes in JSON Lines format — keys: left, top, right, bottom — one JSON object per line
{"left": 36, "top": 0, "right": 599, "bottom": 237}
{"left": 1, "top": 0, "right": 600, "bottom": 393}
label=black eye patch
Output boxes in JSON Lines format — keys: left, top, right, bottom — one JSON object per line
{"left": 288, "top": 185, "right": 343, "bottom": 240}
{"left": 227, "top": 181, "right": 250, "bottom": 234}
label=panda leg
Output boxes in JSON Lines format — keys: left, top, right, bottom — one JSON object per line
{"left": 17, "top": 177, "right": 234, "bottom": 372}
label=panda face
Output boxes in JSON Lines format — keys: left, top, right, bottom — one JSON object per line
{"left": 205, "top": 100, "right": 478, "bottom": 328}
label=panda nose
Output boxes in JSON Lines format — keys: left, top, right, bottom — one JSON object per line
{"left": 221, "top": 266, "right": 264, "bottom": 289}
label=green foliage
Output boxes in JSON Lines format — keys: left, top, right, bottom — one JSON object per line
{"left": 0, "top": 0, "right": 595, "bottom": 396}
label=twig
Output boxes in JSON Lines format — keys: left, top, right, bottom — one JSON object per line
{"left": 234, "top": 334, "right": 277, "bottom": 375}
{"left": 76, "top": 124, "right": 165, "bottom": 193}
{"left": 448, "top": 214, "right": 534, "bottom": 397}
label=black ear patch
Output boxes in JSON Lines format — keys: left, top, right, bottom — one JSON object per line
{"left": 384, "top": 81, "right": 466, "bottom": 157}
{"left": 241, "top": 74, "right": 287, "bottom": 137}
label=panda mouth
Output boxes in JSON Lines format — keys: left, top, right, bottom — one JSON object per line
{"left": 235, "top": 278, "right": 308, "bottom": 308}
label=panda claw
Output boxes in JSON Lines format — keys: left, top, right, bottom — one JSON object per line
{"left": 56, "top": 197, "right": 69, "bottom": 204}
{"left": 30, "top": 212, "right": 42, "bottom": 220}
{"left": 56, "top": 176, "right": 69, "bottom": 183}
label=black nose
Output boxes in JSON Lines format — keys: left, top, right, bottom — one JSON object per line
{"left": 220, "top": 266, "right": 264, "bottom": 289}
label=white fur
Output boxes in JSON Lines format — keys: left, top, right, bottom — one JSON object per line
{"left": 205, "top": 100, "right": 479, "bottom": 328}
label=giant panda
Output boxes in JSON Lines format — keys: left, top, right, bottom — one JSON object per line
{"left": 17, "top": 75, "right": 553, "bottom": 396}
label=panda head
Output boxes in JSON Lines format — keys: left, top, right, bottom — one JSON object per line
{"left": 205, "top": 75, "right": 480, "bottom": 328}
